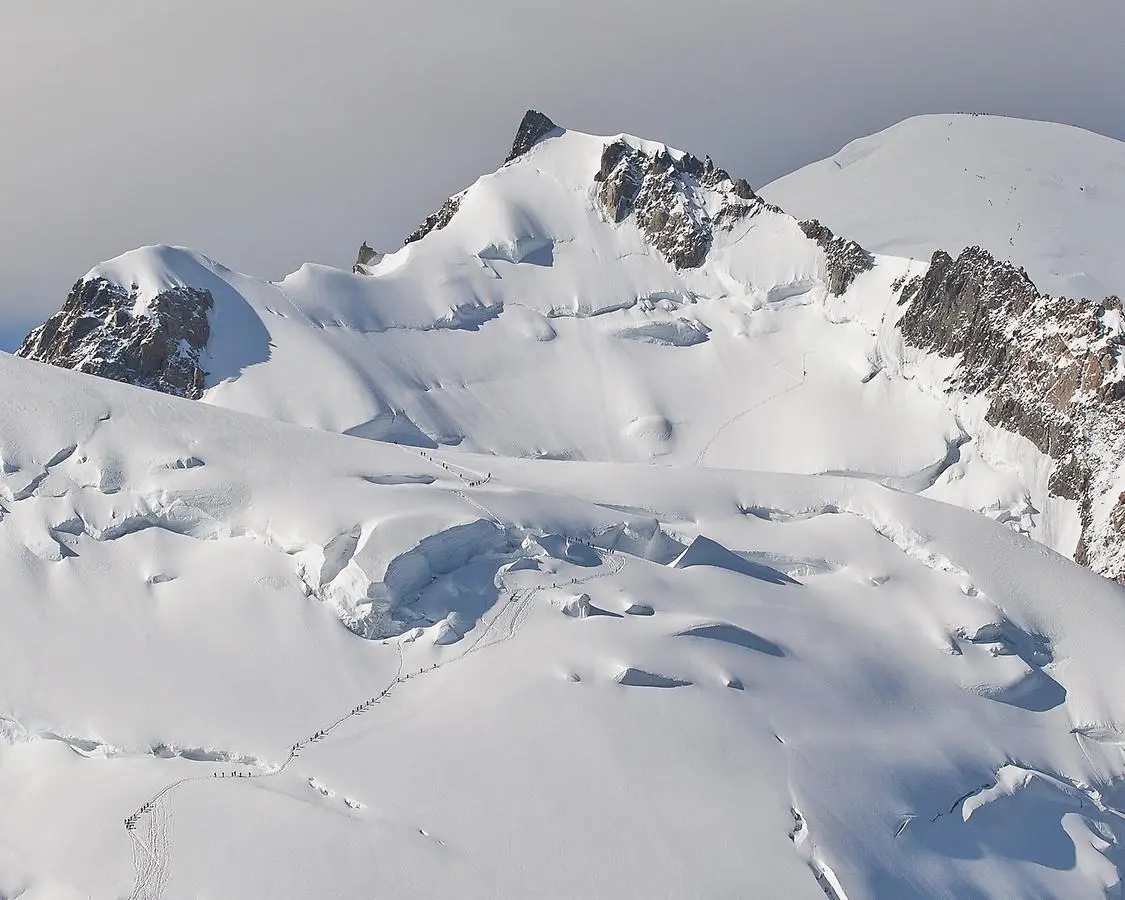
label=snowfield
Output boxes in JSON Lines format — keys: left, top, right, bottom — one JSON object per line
{"left": 763, "top": 114, "right": 1125, "bottom": 301}
{"left": 6, "top": 351, "right": 1125, "bottom": 899}
{"left": 5, "top": 113, "right": 1125, "bottom": 899}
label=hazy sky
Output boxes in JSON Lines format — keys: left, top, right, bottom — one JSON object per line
{"left": 2, "top": 0, "right": 1122, "bottom": 347}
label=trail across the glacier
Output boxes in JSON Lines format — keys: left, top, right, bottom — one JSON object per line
{"left": 122, "top": 449, "right": 626, "bottom": 900}
{"left": 695, "top": 352, "right": 807, "bottom": 467}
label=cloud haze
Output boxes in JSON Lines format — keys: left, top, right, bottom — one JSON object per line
{"left": 2, "top": 0, "right": 1122, "bottom": 346}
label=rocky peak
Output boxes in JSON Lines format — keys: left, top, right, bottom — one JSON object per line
{"left": 799, "top": 219, "right": 874, "bottom": 296}
{"left": 352, "top": 241, "right": 385, "bottom": 274}
{"left": 593, "top": 139, "right": 767, "bottom": 269}
{"left": 403, "top": 110, "right": 561, "bottom": 248}
{"left": 505, "top": 109, "right": 561, "bottom": 163}
{"left": 17, "top": 277, "right": 212, "bottom": 399}
{"left": 399, "top": 112, "right": 777, "bottom": 267}
{"left": 898, "top": 245, "right": 1125, "bottom": 576}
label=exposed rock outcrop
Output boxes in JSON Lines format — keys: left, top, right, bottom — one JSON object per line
{"left": 352, "top": 241, "right": 385, "bottom": 274}
{"left": 799, "top": 219, "right": 874, "bottom": 296}
{"left": 898, "top": 246, "right": 1125, "bottom": 576}
{"left": 506, "top": 109, "right": 561, "bottom": 163}
{"left": 403, "top": 192, "right": 465, "bottom": 246}
{"left": 593, "top": 139, "right": 768, "bottom": 269}
{"left": 17, "top": 278, "right": 212, "bottom": 399}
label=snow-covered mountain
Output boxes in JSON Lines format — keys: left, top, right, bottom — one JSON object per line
{"left": 7, "top": 111, "right": 1125, "bottom": 898}
{"left": 762, "top": 113, "right": 1125, "bottom": 301}
{"left": 20, "top": 112, "right": 1125, "bottom": 577}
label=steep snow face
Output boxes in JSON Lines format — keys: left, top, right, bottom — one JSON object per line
{"left": 6, "top": 352, "right": 1125, "bottom": 899}
{"left": 762, "top": 114, "right": 1125, "bottom": 300}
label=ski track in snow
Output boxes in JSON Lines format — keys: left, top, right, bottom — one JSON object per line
{"left": 109, "top": 439, "right": 1037, "bottom": 900}
{"left": 695, "top": 352, "right": 808, "bottom": 467}
{"left": 127, "top": 797, "right": 169, "bottom": 900}
{"left": 121, "top": 453, "right": 627, "bottom": 900}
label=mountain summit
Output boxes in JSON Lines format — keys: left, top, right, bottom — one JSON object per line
{"left": 505, "top": 108, "right": 561, "bottom": 162}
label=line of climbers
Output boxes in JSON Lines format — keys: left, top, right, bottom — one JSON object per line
{"left": 416, "top": 450, "right": 491, "bottom": 487}
{"left": 124, "top": 525, "right": 618, "bottom": 833}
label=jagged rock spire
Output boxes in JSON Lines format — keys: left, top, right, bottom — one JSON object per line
{"left": 353, "top": 241, "right": 385, "bottom": 274}
{"left": 505, "top": 110, "right": 560, "bottom": 163}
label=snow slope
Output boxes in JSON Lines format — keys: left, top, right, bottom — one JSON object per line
{"left": 762, "top": 114, "right": 1125, "bottom": 300}
{"left": 5, "top": 351, "right": 1125, "bottom": 899}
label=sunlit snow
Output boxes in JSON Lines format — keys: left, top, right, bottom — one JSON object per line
{"left": 3, "top": 115, "right": 1125, "bottom": 899}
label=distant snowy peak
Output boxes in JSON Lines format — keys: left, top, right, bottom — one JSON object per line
{"left": 19, "top": 110, "right": 1125, "bottom": 585}
{"left": 13, "top": 112, "right": 833, "bottom": 414}
{"left": 399, "top": 108, "right": 790, "bottom": 273}
{"left": 763, "top": 113, "right": 1125, "bottom": 299}
{"left": 403, "top": 109, "right": 562, "bottom": 246}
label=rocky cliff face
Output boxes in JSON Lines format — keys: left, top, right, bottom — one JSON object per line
{"left": 17, "top": 278, "right": 212, "bottom": 399}
{"left": 898, "top": 246, "right": 1125, "bottom": 576}
{"left": 799, "top": 219, "right": 874, "bottom": 295}
{"left": 593, "top": 139, "right": 771, "bottom": 269}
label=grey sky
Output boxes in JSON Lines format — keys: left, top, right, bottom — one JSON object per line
{"left": 2, "top": 0, "right": 1122, "bottom": 348}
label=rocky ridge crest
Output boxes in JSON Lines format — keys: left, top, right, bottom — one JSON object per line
{"left": 799, "top": 219, "right": 875, "bottom": 295}
{"left": 897, "top": 246, "right": 1125, "bottom": 575}
{"left": 352, "top": 241, "right": 385, "bottom": 274}
{"left": 403, "top": 192, "right": 466, "bottom": 246}
{"left": 593, "top": 138, "right": 771, "bottom": 269}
